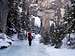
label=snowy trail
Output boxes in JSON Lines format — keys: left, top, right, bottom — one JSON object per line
{"left": 0, "top": 39, "right": 49, "bottom": 56}
{"left": 0, "top": 34, "right": 75, "bottom": 56}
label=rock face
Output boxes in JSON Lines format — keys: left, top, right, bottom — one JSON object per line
{"left": 29, "top": 0, "right": 71, "bottom": 44}
{"left": 30, "top": 0, "right": 71, "bottom": 27}
{"left": 0, "top": 0, "right": 8, "bottom": 32}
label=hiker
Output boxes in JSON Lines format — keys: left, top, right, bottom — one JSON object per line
{"left": 27, "top": 32, "right": 32, "bottom": 46}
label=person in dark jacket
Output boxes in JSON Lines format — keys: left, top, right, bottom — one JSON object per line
{"left": 28, "top": 32, "right": 32, "bottom": 46}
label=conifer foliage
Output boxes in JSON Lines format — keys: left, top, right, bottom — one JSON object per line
{"left": 64, "top": 0, "right": 75, "bottom": 33}
{"left": 6, "top": 0, "right": 30, "bottom": 35}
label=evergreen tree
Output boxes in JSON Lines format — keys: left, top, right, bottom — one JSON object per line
{"left": 63, "top": 0, "right": 75, "bottom": 48}
{"left": 6, "top": 0, "right": 30, "bottom": 35}
{"left": 64, "top": 0, "right": 75, "bottom": 33}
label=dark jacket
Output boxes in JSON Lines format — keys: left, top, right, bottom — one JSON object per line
{"left": 28, "top": 32, "right": 32, "bottom": 41}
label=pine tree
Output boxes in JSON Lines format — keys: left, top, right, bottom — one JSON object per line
{"left": 6, "top": 0, "right": 30, "bottom": 35}
{"left": 64, "top": 0, "right": 75, "bottom": 33}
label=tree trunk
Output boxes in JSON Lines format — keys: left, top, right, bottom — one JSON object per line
{"left": 0, "top": 0, "right": 8, "bottom": 33}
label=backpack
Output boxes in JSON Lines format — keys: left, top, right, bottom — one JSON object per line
{"left": 28, "top": 32, "right": 32, "bottom": 40}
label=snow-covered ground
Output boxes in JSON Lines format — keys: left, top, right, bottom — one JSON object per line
{"left": 41, "top": 44, "right": 75, "bottom": 56}
{"left": 0, "top": 33, "right": 13, "bottom": 48}
{"left": 0, "top": 34, "right": 49, "bottom": 56}
{"left": 0, "top": 34, "right": 75, "bottom": 56}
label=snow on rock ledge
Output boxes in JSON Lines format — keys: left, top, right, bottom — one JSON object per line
{"left": 31, "top": 15, "right": 41, "bottom": 27}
